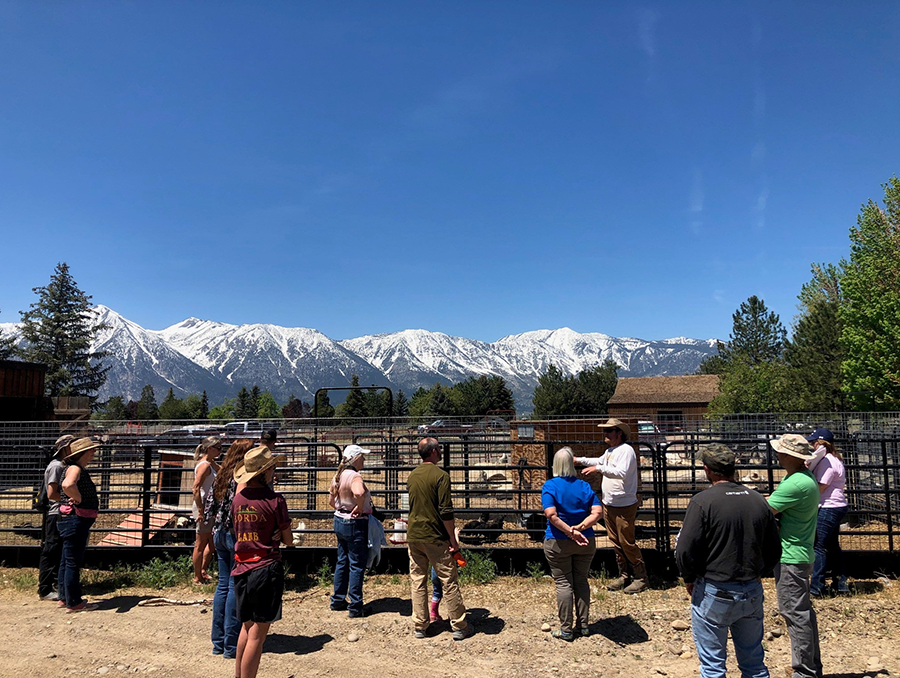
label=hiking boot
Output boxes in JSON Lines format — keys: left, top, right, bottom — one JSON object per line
{"left": 452, "top": 625, "right": 474, "bottom": 641}
{"left": 624, "top": 562, "right": 648, "bottom": 594}
{"left": 606, "top": 574, "right": 630, "bottom": 591}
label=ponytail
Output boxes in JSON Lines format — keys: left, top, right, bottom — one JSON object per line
{"left": 330, "top": 459, "right": 351, "bottom": 497}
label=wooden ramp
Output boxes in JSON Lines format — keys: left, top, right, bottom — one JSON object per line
{"left": 98, "top": 510, "right": 175, "bottom": 546}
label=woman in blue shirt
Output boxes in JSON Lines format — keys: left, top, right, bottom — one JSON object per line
{"left": 542, "top": 447, "right": 603, "bottom": 641}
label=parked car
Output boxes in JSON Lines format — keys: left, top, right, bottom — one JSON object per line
{"left": 417, "top": 419, "right": 475, "bottom": 436}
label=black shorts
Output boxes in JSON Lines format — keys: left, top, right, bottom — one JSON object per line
{"left": 234, "top": 561, "right": 284, "bottom": 624}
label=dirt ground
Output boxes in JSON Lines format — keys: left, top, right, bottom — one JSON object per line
{"left": 1, "top": 569, "right": 898, "bottom": 678}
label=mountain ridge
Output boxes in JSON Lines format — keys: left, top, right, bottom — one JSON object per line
{"left": 1, "top": 307, "right": 719, "bottom": 408}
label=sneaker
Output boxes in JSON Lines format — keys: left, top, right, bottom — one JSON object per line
{"left": 414, "top": 629, "right": 427, "bottom": 639}
{"left": 452, "top": 625, "right": 474, "bottom": 641}
{"left": 348, "top": 609, "right": 366, "bottom": 618}
{"left": 578, "top": 628, "right": 590, "bottom": 638}
{"left": 40, "top": 592, "right": 60, "bottom": 601}
{"left": 66, "top": 602, "right": 98, "bottom": 613}
{"left": 57, "top": 600, "right": 66, "bottom": 608}
{"left": 551, "top": 629, "right": 574, "bottom": 642}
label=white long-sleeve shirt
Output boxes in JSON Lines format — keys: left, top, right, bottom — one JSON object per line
{"left": 575, "top": 443, "right": 639, "bottom": 507}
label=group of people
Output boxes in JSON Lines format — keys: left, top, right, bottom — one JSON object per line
{"left": 36, "top": 421, "right": 849, "bottom": 678}
{"left": 675, "top": 427, "right": 847, "bottom": 678}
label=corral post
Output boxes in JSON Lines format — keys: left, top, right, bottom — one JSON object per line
{"left": 141, "top": 445, "right": 152, "bottom": 547}
{"left": 882, "top": 440, "right": 894, "bottom": 553}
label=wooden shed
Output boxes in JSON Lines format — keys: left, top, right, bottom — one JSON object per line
{"left": 0, "top": 360, "right": 52, "bottom": 420}
{"left": 606, "top": 375, "right": 720, "bottom": 430}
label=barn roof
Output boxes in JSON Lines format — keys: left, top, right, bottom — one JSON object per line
{"left": 607, "top": 375, "right": 720, "bottom": 405}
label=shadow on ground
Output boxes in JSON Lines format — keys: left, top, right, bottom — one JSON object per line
{"left": 265, "top": 633, "right": 333, "bottom": 655}
{"left": 95, "top": 595, "right": 150, "bottom": 613}
{"left": 589, "top": 614, "right": 649, "bottom": 645}
{"left": 469, "top": 607, "right": 505, "bottom": 635}
{"left": 365, "top": 596, "right": 411, "bottom": 616}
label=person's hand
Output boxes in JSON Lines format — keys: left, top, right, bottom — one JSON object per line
{"left": 636, "top": 495, "right": 644, "bottom": 508}
{"left": 581, "top": 466, "right": 599, "bottom": 477}
{"left": 448, "top": 541, "right": 460, "bottom": 554}
{"left": 571, "top": 529, "right": 589, "bottom": 547}
{"left": 685, "top": 582, "right": 694, "bottom": 596}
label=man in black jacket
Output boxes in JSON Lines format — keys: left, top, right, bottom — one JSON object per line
{"left": 675, "top": 444, "right": 781, "bottom": 678}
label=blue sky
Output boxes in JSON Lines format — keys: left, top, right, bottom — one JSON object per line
{"left": 1, "top": 2, "right": 898, "bottom": 342}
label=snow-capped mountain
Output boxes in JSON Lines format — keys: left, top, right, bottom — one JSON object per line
{"left": 158, "top": 317, "right": 386, "bottom": 404}
{"left": 2, "top": 307, "right": 718, "bottom": 408}
{"left": 344, "top": 327, "right": 719, "bottom": 406}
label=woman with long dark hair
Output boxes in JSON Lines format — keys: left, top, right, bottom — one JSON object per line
{"left": 57, "top": 437, "right": 102, "bottom": 612}
{"left": 208, "top": 438, "right": 254, "bottom": 658}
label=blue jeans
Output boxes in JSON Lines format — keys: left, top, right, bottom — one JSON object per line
{"left": 211, "top": 530, "right": 239, "bottom": 657}
{"left": 691, "top": 578, "right": 769, "bottom": 678}
{"left": 431, "top": 566, "right": 442, "bottom": 601}
{"left": 56, "top": 514, "right": 95, "bottom": 608}
{"left": 332, "top": 516, "right": 368, "bottom": 614}
{"left": 811, "top": 505, "right": 848, "bottom": 594}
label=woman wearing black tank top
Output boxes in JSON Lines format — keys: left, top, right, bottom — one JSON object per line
{"left": 57, "top": 437, "right": 101, "bottom": 613}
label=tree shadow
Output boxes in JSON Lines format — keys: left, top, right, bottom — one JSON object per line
{"left": 848, "top": 580, "right": 884, "bottom": 595}
{"left": 94, "top": 595, "right": 151, "bottom": 613}
{"left": 365, "top": 596, "right": 411, "bottom": 616}
{"left": 265, "top": 633, "right": 333, "bottom": 655}
{"left": 589, "top": 614, "right": 649, "bottom": 645}
{"left": 469, "top": 607, "right": 505, "bottom": 635}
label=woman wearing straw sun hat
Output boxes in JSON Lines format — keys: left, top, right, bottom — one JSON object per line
{"left": 231, "top": 445, "right": 291, "bottom": 678}
{"left": 57, "top": 437, "right": 102, "bottom": 613}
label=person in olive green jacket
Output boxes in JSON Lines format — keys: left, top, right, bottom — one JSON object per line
{"left": 406, "top": 437, "right": 471, "bottom": 641}
{"left": 768, "top": 434, "right": 822, "bottom": 678}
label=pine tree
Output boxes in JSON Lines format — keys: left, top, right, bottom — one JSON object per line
{"left": 408, "top": 387, "right": 431, "bottom": 418}
{"left": 249, "top": 386, "right": 261, "bottom": 416}
{"left": 342, "top": 375, "right": 368, "bottom": 417}
{"left": 532, "top": 364, "right": 587, "bottom": 416}
{"left": 18, "top": 262, "right": 110, "bottom": 403}
{"left": 840, "top": 176, "right": 900, "bottom": 410}
{"left": 136, "top": 385, "right": 159, "bottom": 420}
{"left": 0, "top": 308, "right": 15, "bottom": 359}
{"left": 719, "top": 296, "right": 787, "bottom": 365}
{"left": 94, "top": 396, "right": 127, "bottom": 421}
{"left": 577, "top": 360, "right": 619, "bottom": 414}
{"left": 235, "top": 387, "right": 254, "bottom": 418}
{"left": 315, "top": 391, "right": 335, "bottom": 418}
{"left": 199, "top": 391, "right": 209, "bottom": 420}
{"left": 393, "top": 389, "right": 409, "bottom": 417}
{"left": 785, "top": 263, "right": 845, "bottom": 411}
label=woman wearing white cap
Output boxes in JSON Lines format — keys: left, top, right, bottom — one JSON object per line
{"left": 329, "top": 444, "right": 373, "bottom": 617}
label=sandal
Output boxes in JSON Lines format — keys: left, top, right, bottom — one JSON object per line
{"left": 552, "top": 630, "right": 574, "bottom": 642}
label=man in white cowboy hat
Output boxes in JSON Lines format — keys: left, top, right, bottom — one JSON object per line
{"left": 37, "top": 434, "right": 76, "bottom": 601}
{"left": 230, "top": 446, "right": 291, "bottom": 678}
{"left": 768, "top": 434, "right": 822, "bottom": 678}
{"left": 575, "top": 418, "right": 647, "bottom": 593}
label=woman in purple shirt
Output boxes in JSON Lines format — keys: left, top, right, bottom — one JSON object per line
{"left": 807, "top": 428, "right": 849, "bottom": 596}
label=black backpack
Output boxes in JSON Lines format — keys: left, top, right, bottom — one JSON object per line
{"left": 33, "top": 483, "right": 49, "bottom": 513}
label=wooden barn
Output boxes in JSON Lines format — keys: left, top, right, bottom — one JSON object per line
{"left": 606, "top": 374, "right": 720, "bottom": 430}
{"left": 0, "top": 359, "right": 52, "bottom": 421}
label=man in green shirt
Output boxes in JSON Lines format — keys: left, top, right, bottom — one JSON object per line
{"left": 406, "top": 437, "right": 471, "bottom": 641}
{"left": 768, "top": 434, "right": 822, "bottom": 678}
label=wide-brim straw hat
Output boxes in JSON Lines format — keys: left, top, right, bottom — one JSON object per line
{"left": 597, "top": 417, "right": 632, "bottom": 439}
{"left": 771, "top": 434, "right": 813, "bottom": 460}
{"left": 61, "top": 437, "right": 101, "bottom": 461}
{"left": 233, "top": 446, "right": 283, "bottom": 484}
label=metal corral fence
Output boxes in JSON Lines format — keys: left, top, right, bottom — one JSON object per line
{"left": 0, "top": 414, "right": 898, "bottom": 558}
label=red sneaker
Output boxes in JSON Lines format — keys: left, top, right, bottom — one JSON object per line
{"left": 66, "top": 602, "right": 98, "bottom": 613}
